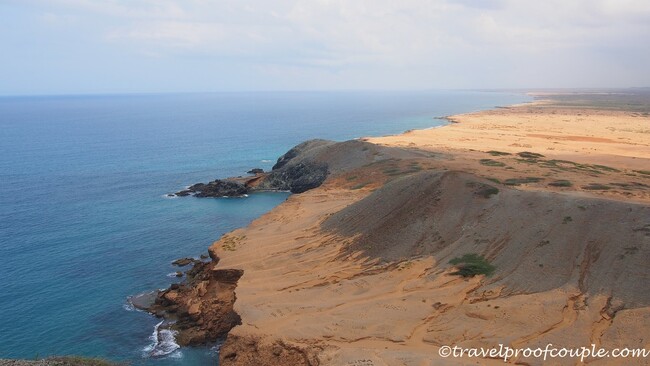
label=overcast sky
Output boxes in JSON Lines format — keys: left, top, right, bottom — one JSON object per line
{"left": 2, "top": 0, "right": 649, "bottom": 95}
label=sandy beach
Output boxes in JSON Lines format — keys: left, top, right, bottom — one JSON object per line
{"left": 155, "top": 93, "right": 650, "bottom": 365}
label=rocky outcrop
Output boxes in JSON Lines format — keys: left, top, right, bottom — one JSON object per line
{"left": 143, "top": 259, "right": 243, "bottom": 346}
{"left": 271, "top": 139, "right": 332, "bottom": 170}
{"left": 175, "top": 180, "right": 249, "bottom": 198}
{"left": 258, "top": 161, "right": 328, "bottom": 193}
{"left": 172, "top": 139, "right": 428, "bottom": 197}
{"left": 173, "top": 140, "right": 336, "bottom": 197}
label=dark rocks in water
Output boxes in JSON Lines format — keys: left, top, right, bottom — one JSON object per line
{"left": 172, "top": 257, "right": 196, "bottom": 267}
{"left": 174, "top": 190, "right": 192, "bottom": 197}
{"left": 175, "top": 271, "right": 183, "bottom": 277}
{"left": 247, "top": 168, "right": 264, "bottom": 174}
{"left": 129, "top": 291, "right": 159, "bottom": 311}
{"left": 200, "top": 253, "right": 209, "bottom": 259}
{"left": 193, "top": 180, "right": 248, "bottom": 197}
{"left": 174, "top": 179, "right": 249, "bottom": 198}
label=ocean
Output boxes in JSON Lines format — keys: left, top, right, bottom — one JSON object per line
{"left": 0, "top": 91, "right": 530, "bottom": 365}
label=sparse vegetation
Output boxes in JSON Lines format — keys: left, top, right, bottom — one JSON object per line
{"left": 351, "top": 183, "right": 368, "bottom": 190}
{"left": 592, "top": 164, "right": 621, "bottom": 172}
{"left": 562, "top": 216, "right": 573, "bottom": 224}
{"left": 582, "top": 183, "right": 612, "bottom": 190}
{"left": 479, "top": 159, "right": 506, "bottom": 167}
{"left": 380, "top": 162, "right": 424, "bottom": 177}
{"left": 407, "top": 163, "right": 423, "bottom": 172}
{"left": 449, "top": 253, "right": 496, "bottom": 277}
{"left": 548, "top": 179, "right": 572, "bottom": 187}
{"left": 610, "top": 182, "right": 650, "bottom": 189}
{"left": 503, "top": 177, "right": 543, "bottom": 186}
{"left": 513, "top": 158, "right": 621, "bottom": 176}
{"left": 43, "top": 357, "right": 121, "bottom": 366}
{"left": 634, "top": 170, "right": 650, "bottom": 176}
{"left": 346, "top": 175, "right": 358, "bottom": 181}
{"left": 487, "top": 150, "right": 511, "bottom": 156}
{"left": 221, "top": 234, "right": 246, "bottom": 251}
{"left": 517, "top": 151, "right": 545, "bottom": 159}
{"left": 476, "top": 185, "right": 500, "bottom": 198}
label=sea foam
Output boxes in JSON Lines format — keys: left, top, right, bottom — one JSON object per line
{"left": 143, "top": 320, "right": 181, "bottom": 358}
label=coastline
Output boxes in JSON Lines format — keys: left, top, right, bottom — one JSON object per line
{"left": 147, "top": 91, "right": 650, "bottom": 365}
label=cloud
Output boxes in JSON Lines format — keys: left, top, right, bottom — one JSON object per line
{"left": 5, "top": 0, "right": 650, "bottom": 92}
{"left": 39, "top": 0, "right": 650, "bottom": 60}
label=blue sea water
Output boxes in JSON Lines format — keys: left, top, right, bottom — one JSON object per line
{"left": 0, "top": 91, "right": 530, "bottom": 365}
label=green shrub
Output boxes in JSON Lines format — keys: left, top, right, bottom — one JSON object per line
{"left": 548, "top": 179, "right": 572, "bottom": 187}
{"left": 592, "top": 164, "right": 620, "bottom": 172}
{"left": 476, "top": 185, "right": 499, "bottom": 198}
{"left": 517, "top": 151, "right": 545, "bottom": 159}
{"left": 503, "top": 177, "right": 543, "bottom": 186}
{"left": 487, "top": 150, "right": 511, "bottom": 156}
{"left": 449, "top": 254, "right": 496, "bottom": 277}
{"left": 582, "top": 183, "right": 611, "bottom": 190}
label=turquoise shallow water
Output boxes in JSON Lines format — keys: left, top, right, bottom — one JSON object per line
{"left": 0, "top": 91, "right": 530, "bottom": 364}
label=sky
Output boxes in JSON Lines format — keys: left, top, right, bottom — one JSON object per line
{"left": 1, "top": 0, "right": 649, "bottom": 95}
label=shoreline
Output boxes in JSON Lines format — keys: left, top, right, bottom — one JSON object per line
{"left": 145, "top": 91, "right": 650, "bottom": 365}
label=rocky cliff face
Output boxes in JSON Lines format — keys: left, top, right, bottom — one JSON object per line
{"left": 143, "top": 259, "right": 243, "bottom": 346}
